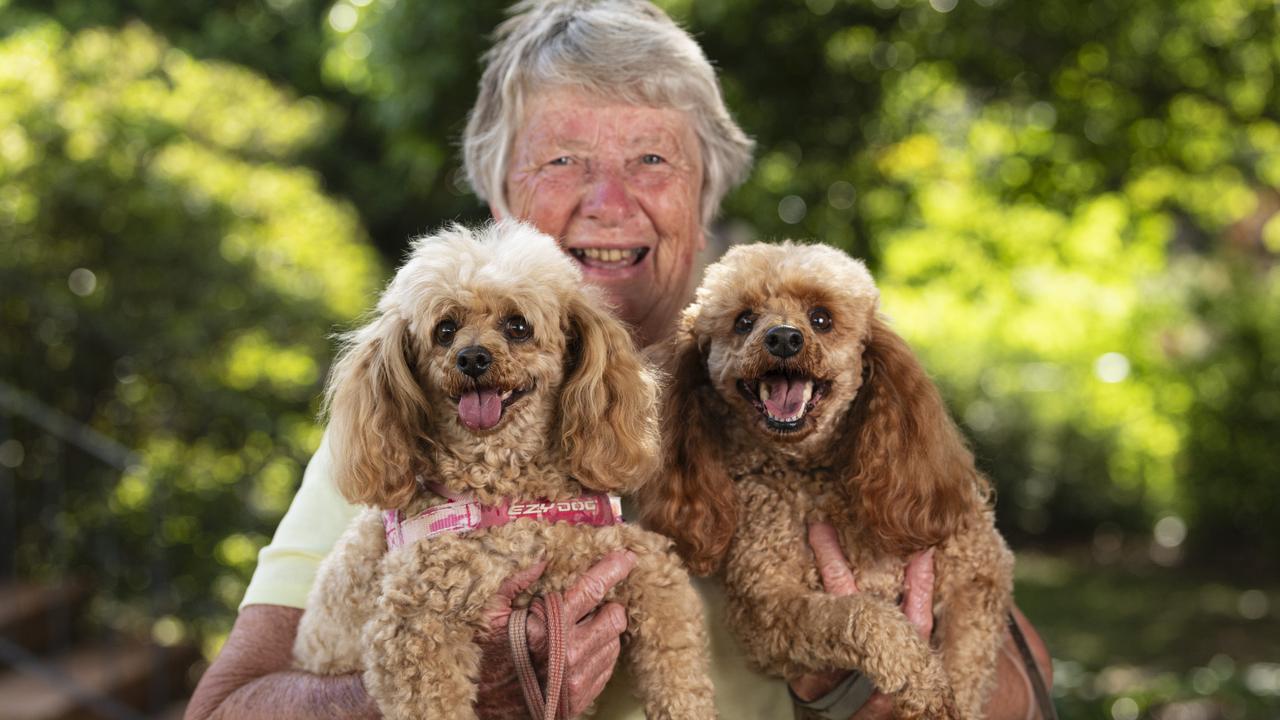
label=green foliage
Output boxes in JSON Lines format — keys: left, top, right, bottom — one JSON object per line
{"left": 1179, "top": 261, "right": 1280, "bottom": 559}
{"left": 308, "top": 0, "right": 504, "bottom": 245}
{"left": 655, "top": 0, "right": 1280, "bottom": 549}
{"left": 5, "top": 0, "right": 495, "bottom": 255}
{"left": 3, "top": 0, "right": 1280, "bottom": 702}
{"left": 1016, "top": 552, "right": 1280, "bottom": 716}
{"left": 0, "top": 20, "right": 382, "bottom": 648}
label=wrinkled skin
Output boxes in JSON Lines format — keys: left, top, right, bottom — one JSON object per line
{"left": 502, "top": 87, "right": 706, "bottom": 347}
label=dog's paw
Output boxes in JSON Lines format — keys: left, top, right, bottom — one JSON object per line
{"left": 893, "top": 682, "right": 962, "bottom": 720}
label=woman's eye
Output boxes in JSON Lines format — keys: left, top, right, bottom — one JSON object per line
{"left": 734, "top": 310, "right": 756, "bottom": 335}
{"left": 434, "top": 319, "right": 458, "bottom": 346}
{"left": 548, "top": 156, "right": 573, "bottom": 166}
{"left": 503, "top": 315, "right": 533, "bottom": 342}
{"left": 809, "top": 307, "right": 833, "bottom": 333}
{"left": 640, "top": 153, "right": 665, "bottom": 165}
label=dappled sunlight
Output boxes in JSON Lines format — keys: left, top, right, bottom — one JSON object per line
{"left": 1, "top": 0, "right": 1278, "bottom": 716}
{"left": 0, "top": 17, "right": 384, "bottom": 687}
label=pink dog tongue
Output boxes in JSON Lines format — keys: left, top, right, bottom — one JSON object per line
{"left": 763, "top": 376, "right": 808, "bottom": 419}
{"left": 458, "top": 388, "right": 503, "bottom": 430}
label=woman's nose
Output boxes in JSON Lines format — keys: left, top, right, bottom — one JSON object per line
{"left": 581, "top": 170, "right": 636, "bottom": 224}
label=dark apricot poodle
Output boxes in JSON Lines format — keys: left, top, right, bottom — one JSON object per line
{"left": 641, "top": 241, "right": 1014, "bottom": 720}
{"left": 292, "top": 221, "right": 716, "bottom": 720}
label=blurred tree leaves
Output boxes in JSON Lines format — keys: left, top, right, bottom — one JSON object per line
{"left": 659, "top": 0, "right": 1280, "bottom": 554}
{"left": 6, "top": 0, "right": 497, "bottom": 255}
{"left": 3, "top": 0, "right": 1280, "bottom": 660}
{"left": 0, "top": 19, "right": 381, "bottom": 646}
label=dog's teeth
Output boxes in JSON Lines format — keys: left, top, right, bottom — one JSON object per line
{"left": 802, "top": 381, "right": 813, "bottom": 405}
{"left": 759, "top": 383, "right": 770, "bottom": 404}
{"left": 501, "top": 389, "right": 513, "bottom": 400}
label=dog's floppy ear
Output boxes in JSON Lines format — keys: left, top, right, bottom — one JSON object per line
{"left": 841, "top": 315, "right": 985, "bottom": 555}
{"left": 557, "top": 293, "right": 660, "bottom": 496}
{"left": 324, "top": 313, "right": 430, "bottom": 509}
{"left": 637, "top": 324, "right": 738, "bottom": 576}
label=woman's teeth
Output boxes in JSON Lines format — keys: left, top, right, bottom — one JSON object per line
{"left": 569, "top": 247, "right": 648, "bottom": 267}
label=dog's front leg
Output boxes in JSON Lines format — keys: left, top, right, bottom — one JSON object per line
{"left": 725, "top": 489, "right": 958, "bottom": 720}
{"left": 934, "top": 526, "right": 1015, "bottom": 719}
{"left": 295, "top": 509, "right": 389, "bottom": 674}
{"left": 613, "top": 533, "right": 718, "bottom": 720}
{"left": 361, "top": 537, "right": 511, "bottom": 720}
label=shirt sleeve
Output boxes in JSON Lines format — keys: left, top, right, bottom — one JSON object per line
{"left": 239, "top": 432, "right": 361, "bottom": 609}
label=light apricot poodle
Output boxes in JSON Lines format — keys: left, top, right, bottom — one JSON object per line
{"left": 640, "top": 242, "right": 1015, "bottom": 720}
{"left": 292, "top": 221, "right": 715, "bottom": 720}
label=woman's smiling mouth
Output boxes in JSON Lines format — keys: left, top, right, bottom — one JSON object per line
{"left": 567, "top": 246, "right": 651, "bottom": 270}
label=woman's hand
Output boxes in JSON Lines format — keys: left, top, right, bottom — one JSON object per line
{"left": 789, "top": 522, "right": 936, "bottom": 720}
{"left": 475, "top": 549, "right": 636, "bottom": 719}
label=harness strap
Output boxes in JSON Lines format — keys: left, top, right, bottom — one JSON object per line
{"left": 1007, "top": 611, "right": 1057, "bottom": 720}
{"left": 508, "top": 593, "right": 569, "bottom": 720}
{"left": 384, "top": 486, "right": 623, "bottom": 552}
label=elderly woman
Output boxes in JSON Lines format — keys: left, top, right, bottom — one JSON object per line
{"left": 186, "top": 2, "right": 1051, "bottom": 719}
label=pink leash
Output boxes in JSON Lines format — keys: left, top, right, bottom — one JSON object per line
{"left": 509, "top": 593, "right": 569, "bottom": 720}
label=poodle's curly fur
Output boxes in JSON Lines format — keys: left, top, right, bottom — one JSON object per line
{"left": 639, "top": 242, "right": 1014, "bottom": 720}
{"left": 292, "top": 221, "right": 716, "bottom": 719}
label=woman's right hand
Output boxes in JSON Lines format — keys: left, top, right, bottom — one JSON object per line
{"left": 475, "top": 550, "right": 637, "bottom": 719}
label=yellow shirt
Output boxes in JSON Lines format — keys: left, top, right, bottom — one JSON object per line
{"left": 242, "top": 433, "right": 796, "bottom": 718}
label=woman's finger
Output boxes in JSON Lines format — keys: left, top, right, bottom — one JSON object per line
{"left": 809, "top": 521, "right": 859, "bottom": 596}
{"left": 565, "top": 633, "right": 623, "bottom": 716}
{"left": 483, "top": 559, "right": 548, "bottom": 634}
{"left": 562, "top": 550, "right": 638, "bottom": 621}
{"left": 566, "top": 601, "right": 628, "bottom": 667}
{"left": 900, "top": 548, "right": 935, "bottom": 640}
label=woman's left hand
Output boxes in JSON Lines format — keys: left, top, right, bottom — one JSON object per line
{"left": 788, "top": 521, "right": 936, "bottom": 719}
{"left": 475, "top": 550, "right": 636, "bottom": 719}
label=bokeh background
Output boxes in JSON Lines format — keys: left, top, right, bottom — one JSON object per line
{"left": 1, "top": 0, "right": 1278, "bottom": 718}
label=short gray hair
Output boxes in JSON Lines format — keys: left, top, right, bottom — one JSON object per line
{"left": 463, "top": 0, "right": 755, "bottom": 227}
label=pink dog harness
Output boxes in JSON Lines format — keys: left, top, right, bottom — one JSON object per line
{"left": 382, "top": 482, "right": 623, "bottom": 719}
{"left": 382, "top": 482, "right": 624, "bottom": 551}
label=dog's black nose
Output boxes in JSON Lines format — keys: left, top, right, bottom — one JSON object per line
{"left": 456, "top": 345, "right": 493, "bottom": 378}
{"left": 763, "top": 325, "right": 803, "bottom": 358}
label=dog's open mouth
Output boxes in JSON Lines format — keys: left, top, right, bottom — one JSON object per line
{"left": 453, "top": 384, "right": 532, "bottom": 432}
{"left": 737, "top": 373, "right": 830, "bottom": 433}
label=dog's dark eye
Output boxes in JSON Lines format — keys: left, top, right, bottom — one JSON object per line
{"left": 503, "top": 315, "right": 532, "bottom": 342}
{"left": 809, "top": 307, "right": 833, "bottom": 333}
{"left": 734, "top": 310, "right": 756, "bottom": 335}
{"left": 433, "top": 319, "right": 457, "bottom": 347}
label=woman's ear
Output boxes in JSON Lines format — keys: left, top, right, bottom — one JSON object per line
{"left": 557, "top": 293, "right": 661, "bottom": 496}
{"left": 324, "top": 314, "right": 430, "bottom": 509}
{"left": 637, "top": 324, "right": 738, "bottom": 576}
{"left": 840, "top": 315, "right": 985, "bottom": 555}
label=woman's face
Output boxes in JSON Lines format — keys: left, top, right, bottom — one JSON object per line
{"left": 501, "top": 87, "right": 705, "bottom": 347}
